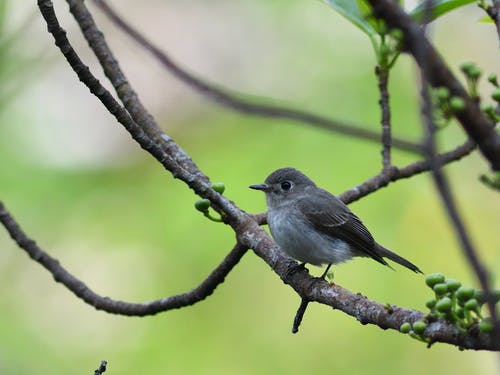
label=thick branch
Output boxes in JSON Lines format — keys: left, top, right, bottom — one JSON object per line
{"left": 367, "top": 0, "right": 500, "bottom": 171}
{"left": 0, "top": 201, "right": 248, "bottom": 316}
{"left": 91, "top": 0, "right": 422, "bottom": 154}
{"left": 39, "top": 0, "right": 245, "bottom": 228}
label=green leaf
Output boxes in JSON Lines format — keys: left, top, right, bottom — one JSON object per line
{"left": 324, "top": 0, "right": 376, "bottom": 36}
{"left": 478, "top": 15, "right": 494, "bottom": 24}
{"left": 410, "top": 0, "right": 475, "bottom": 23}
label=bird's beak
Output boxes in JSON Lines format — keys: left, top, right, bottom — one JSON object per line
{"left": 249, "top": 183, "right": 268, "bottom": 191}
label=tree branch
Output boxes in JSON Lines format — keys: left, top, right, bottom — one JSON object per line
{"left": 0, "top": 201, "right": 248, "bottom": 315}
{"left": 26, "top": 0, "right": 496, "bottom": 351}
{"left": 367, "top": 0, "right": 500, "bottom": 171}
{"left": 340, "top": 139, "right": 476, "bottom": 204}
{"left": 90, "top": 0, "right": 422, "bottom": 154}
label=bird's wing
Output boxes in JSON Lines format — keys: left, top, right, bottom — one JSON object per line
{"left": 298, "top": 189, "right": 387, "bottom": 265}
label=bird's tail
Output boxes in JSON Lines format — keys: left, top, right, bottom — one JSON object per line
{"left": 375, "top": 244, "right": 423, "bottom": 274}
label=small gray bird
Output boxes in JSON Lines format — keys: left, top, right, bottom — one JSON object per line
{"left": 250, "top": 167, "right": 422, "bottom": 275}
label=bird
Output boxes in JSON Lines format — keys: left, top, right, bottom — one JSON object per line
{"left": 250, "top": 167, "right": 422, "bottom": 277}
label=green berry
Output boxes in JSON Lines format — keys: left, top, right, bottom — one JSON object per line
{"left": 468, "top": 66, "right": 481, "bottom": 80}
{"left": 456, "top": 307, "right": 465, "bottom": 319}
{"left": 488, "top": 73, "right": 498, "bottom": 86}
{"left": 450, "top": 97, "right": 466, "bottom": 112}
{"left": 474, "top": 290, "right": 486, "bottom": 304}
{"left": 194, "top": 199, "right": 210, "bottom": 212}
{"left": 436, "top": 297, "right": 452, "bottom": 312}
{"left": 436, "top": 87, "right": 449, "bottom": 100}
{"left": 460, "top": 62, "right": 475, "bottom": 75}
{"left": 492, "top": 88, "right": 500, "bottom": 102}
{"left": 211, "top": 182, "right": 226, "bottom": 194}
{"left": 390, "top": 28, "right": 403, "bottom": 41}
{"left": 446, "top": 278, "right": 461, "bottom": 292}
{"left": 426, "top": 273, "right": 445, "bottom": 288}
{"left": 426, "top": 299, "right": 436, "bottom": 309}
{"left": 464, "top": 299, "right": 479, "bottom": 310}
{"left": 412, "top": 321, "right": 427, "bottom": 334}
{"left": 456, "top": 286, "right": 475, "bottom": 301}
{"left": 493, "top": 289, "right": 500, "bottom": 304}
{"left": 400, "top": 322, "right": 411, "bottom": 334}
{"left": 478, "top": 318, "right": 494, "bottom": 333}
{"left": 433, "top": 283, "right": 448, "bottom": 296}
{"left": 482, "top": 104, "right": 495, "bottom": 114}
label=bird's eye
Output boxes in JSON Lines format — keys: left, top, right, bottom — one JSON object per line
{"left": 280, "top": 181, "right": 292, "bottom": 191}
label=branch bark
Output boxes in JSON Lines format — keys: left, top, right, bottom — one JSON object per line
{"left": 0, "top": 201, "right": 248, "bottom": 315}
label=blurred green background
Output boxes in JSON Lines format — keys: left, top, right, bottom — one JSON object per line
{"left": 0, "top": 0, "right": 499, "bottom": 373}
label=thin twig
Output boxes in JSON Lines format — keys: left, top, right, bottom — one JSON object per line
{"left": 376, "top": 65, "right": 392, "bottom": 170}
{"left": 91, "top": 0, "right": 422, "bottom": 154}
{"left": 292, "top": 298, "right": 310, "bottom": 334}
{"left": 0, "top": 200, "right": 248, "bottom": 315}
{"left": 368, "top": 0, "right": 500, "bottom": 171}
{"left": 94, "top": 360, "right": 107, "bottom": 375}
{"left": 340, "top": 140, "right": 476, "bottom": 204}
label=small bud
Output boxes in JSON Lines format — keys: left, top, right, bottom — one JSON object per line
{"left": 492, "top": 88, "right": 500, "bottom": 102}
{"left": 468, "top": 66, "right": 481, "bottom": 80}
{"left": 488, "top": 73, "right": 498, "bottom": 86}
{"left": 460, "top": 61, "right": 475, "bottom": 75}
{"left": 474, "top": 290, "right": 486, "bottom": 304}
{"left": 478, "top": 317, "right": 494, "bottom": 333}
{"left": 194, "top": 199, "right": 210, "bottom": 212}
{"left": 449, "top": 97, "right": 465, "bottom": 112}
{"left": 457, "top": 286, "right": 475, "bottom": 301}
{"left": 456, "top": 307, "right": 465, "bottom": 319}
{"left": 211, "top": 182, "right": 226, "bottom": 194}
{"left": 436, "top": 297, "right": 452, "bottom": 312}
{"left": 426, "top": 299, "right": 436, "bottom": 309}
{"left": 436, "top": 87, "right": 450, "bottom": 100}
{"left": 412, "top": 321, "right": 427, "bottom": 335}
{"left": 400, "top": 322, "right": 411, "bottom": 334}
{"left": 493, "top": 289, "right": 500, "bottom": 304}
{"left": 482, "top": 104, "right": 495, "bottom": 114}
{"left": 464, "top": 299, "right": 479, "bottom": 311}
{"left": 426, "top": 273, "right": 445, "bottom": 287}
{"left": 433, "top": 283, "right": 448, "bottom": 296}
{"left": 445, "top": 278, "right": 461, "bottom": 293}
{"left": 390, "top": 28, "right": 403, "bottom": 41}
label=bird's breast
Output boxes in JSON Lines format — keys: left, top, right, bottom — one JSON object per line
{"left": 267, "top": 207, "right": 354, "bottom": 266}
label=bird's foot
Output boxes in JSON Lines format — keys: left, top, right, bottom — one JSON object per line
{"left": 286, "top": 261, "right": 307, "bottom": 278}
{"left": 319, "top": 263, "right": 334, "bottom": 282}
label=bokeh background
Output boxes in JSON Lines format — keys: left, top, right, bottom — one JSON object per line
{"left": 1, "top": 0, "right": 499, "bottom": 373}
